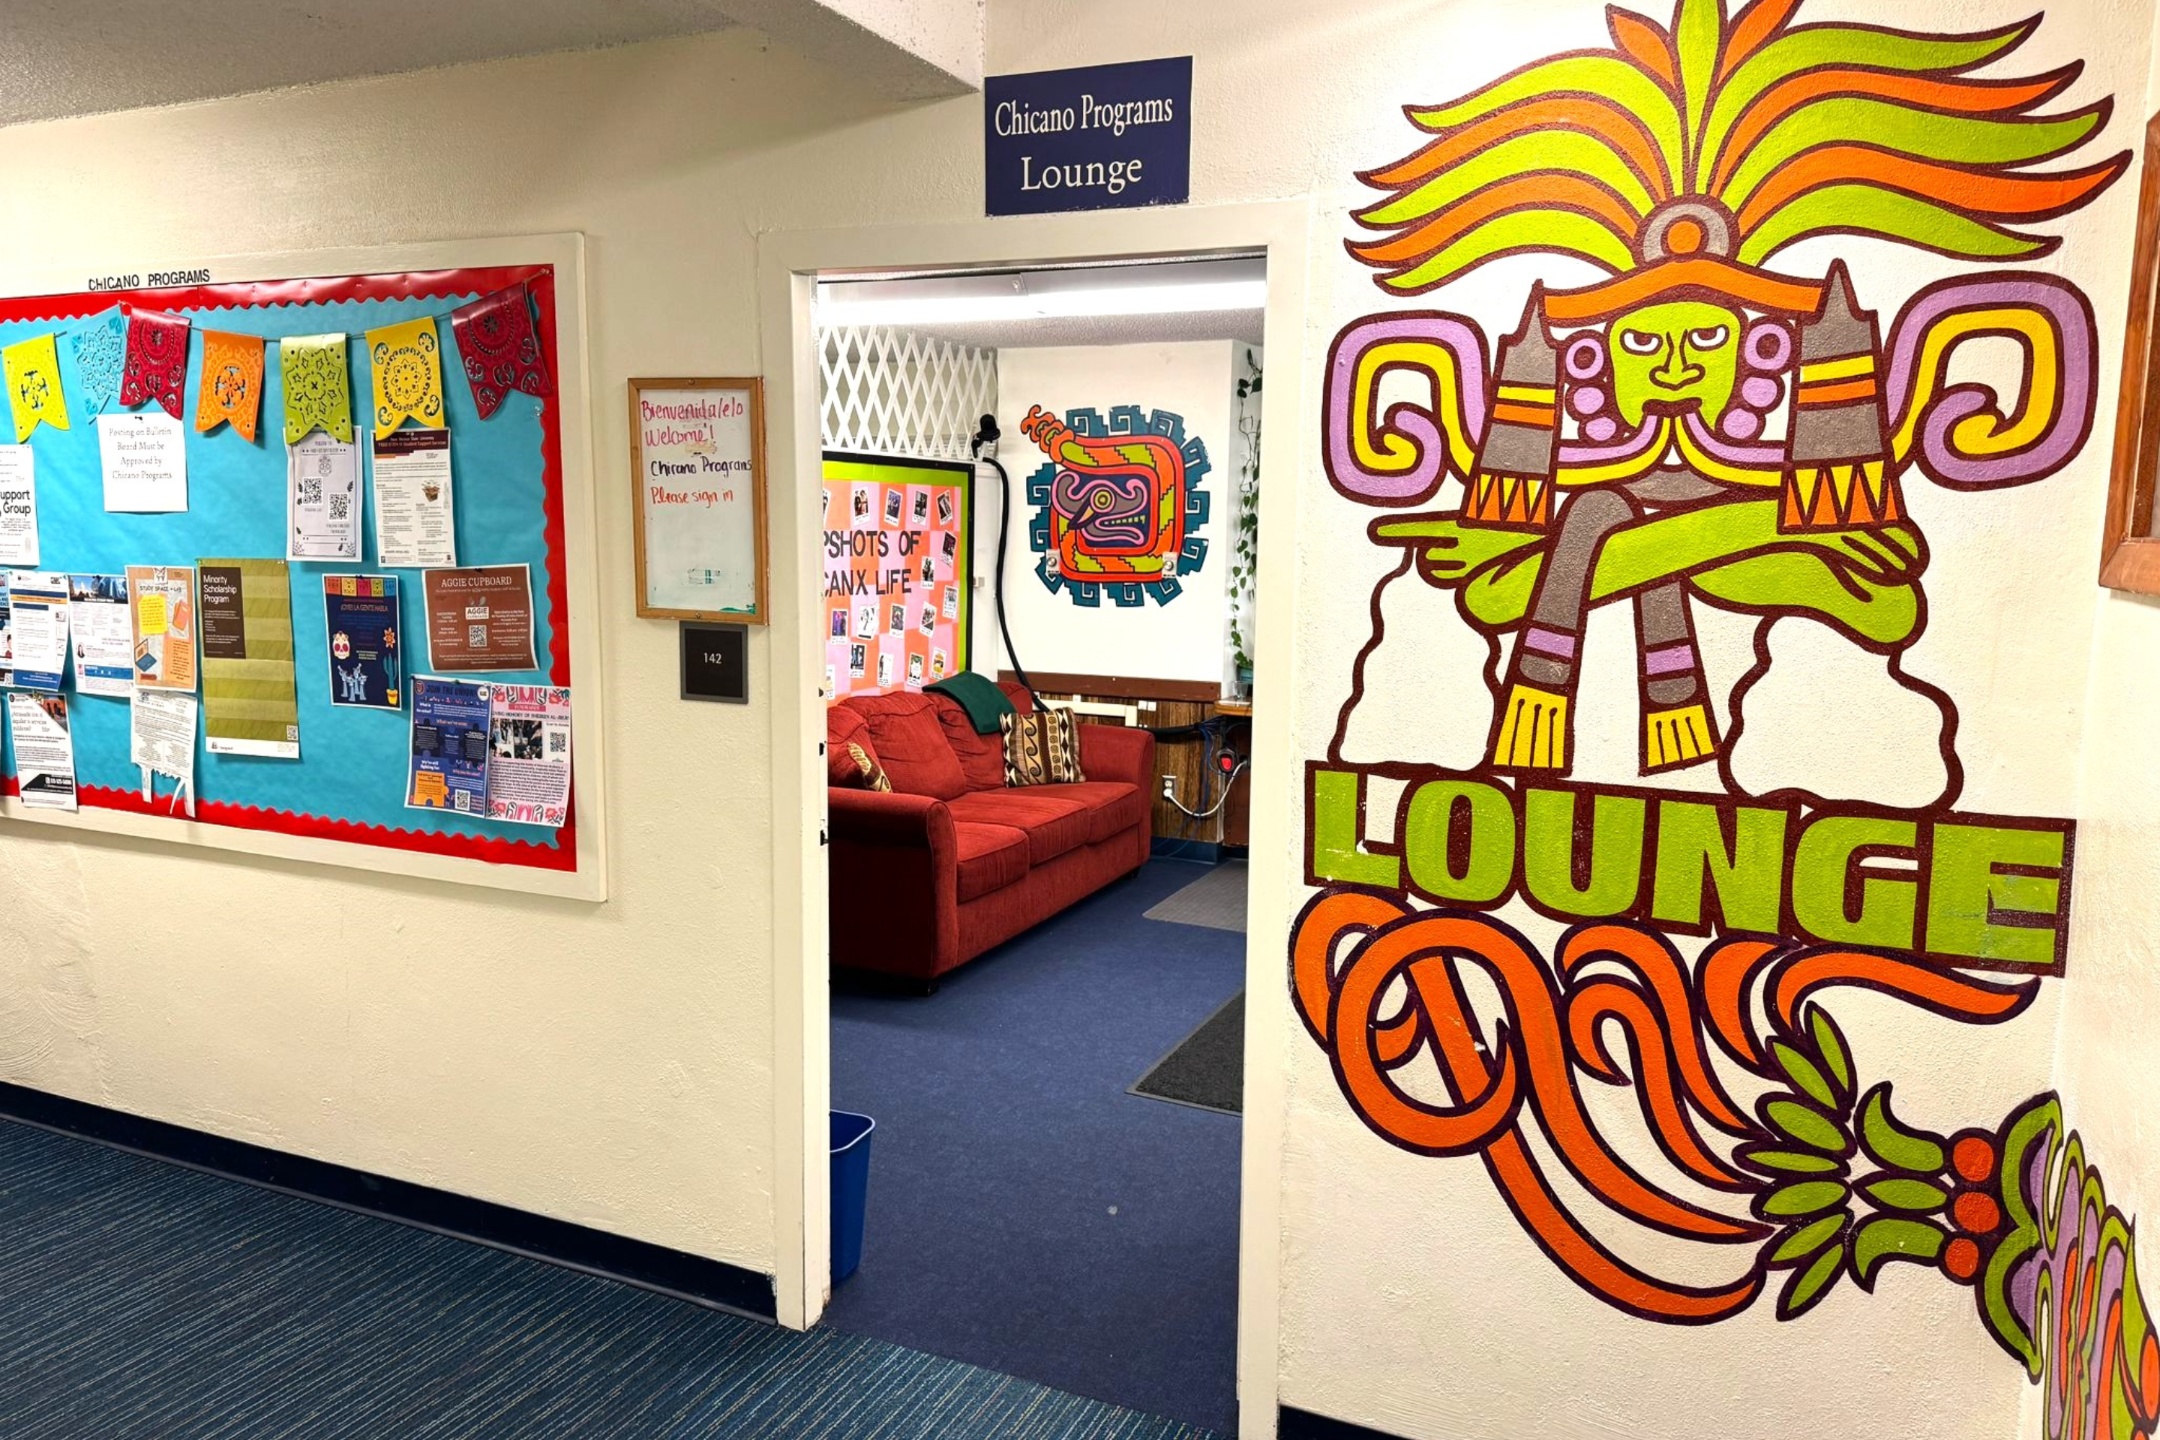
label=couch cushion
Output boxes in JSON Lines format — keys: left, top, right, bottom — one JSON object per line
{"left": 933, "top": 694, "right": 1010, "bottom": 792}
{"left": 845, "top": 693, "right": 967, "bottom": 800}
{"left": 1047, "top": 780, "right": 1147, "bottom": 845}
{"left": 955, "top": 822, "right": 1029, "bottom": 902}
{"left": 948, "top": 789, "right": 1091, "bottom": 866}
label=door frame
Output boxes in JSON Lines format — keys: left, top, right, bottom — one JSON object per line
{"left": 758, "top": 198, "right": 1312, "bottom": 1440}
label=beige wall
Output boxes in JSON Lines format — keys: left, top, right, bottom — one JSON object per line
{"left": 2044, "top": 21, "right": 2160, "bottom": 1440}
{"left": 0, "top": 0, "right": 1444, "bottom": 1283}
{"left": 0, "top": 31, "right": 979, "bottom": 1278}
{"left": 4, "top": 3, "right": 2159, "bottom": 1438}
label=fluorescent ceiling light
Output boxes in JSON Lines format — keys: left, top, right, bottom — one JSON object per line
{"left": 817, "top": 278, "right": 1267, "bottom": 328}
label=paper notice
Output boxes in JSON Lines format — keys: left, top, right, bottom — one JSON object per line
{"left": 124, "top": 565, "right": 196, "bottom": 691}
{"left": 323, "top": 574, "right": 402, "bottom": 709}
{"left": 373, "top": 429, "right": 455, "bottom": 568}
{"left": 67, "top": 573, "right": 132, "bottom": 698}
{"left": 199, "top": 559, "right": 300, "bottom": 759}
{"left": 421, "top": 564, "right": 535, "bottom": 672}
{"left": 8, "top": 692, "right": 76, "bottom": 810}
{"left": 486, "top": 684, "right": 571, "bottom": 828}
{"left": 0, "top": 446, "right": 38, "bottom": 566}
{"left": 99, "top": 411, "right": 189, "bottom": 512}
{"left": 5, "top": 571, "right": 68, "bottom": 691}
{"left": 129, "top": 688, "right": 198, "bottom": 814}
{"left": 287, "top": 430, "right": 361, "bottom": 561}
{"left": 408, "top": 675, "right": 490, "bottom": 814}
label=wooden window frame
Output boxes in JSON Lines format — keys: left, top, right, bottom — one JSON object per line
{"left": 2101, "top": 114, "right": 2160, "bottom": 591}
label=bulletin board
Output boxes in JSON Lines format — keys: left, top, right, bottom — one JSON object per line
{"left": 821, "top": 452, "right": 972, "bottom": 698}
{"left": 0, "top": 235, "right": 605, "bottom": 901}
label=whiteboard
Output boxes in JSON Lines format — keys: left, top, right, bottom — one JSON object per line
{"left": 629, "top": 377, "right": 768, "bottom": 623}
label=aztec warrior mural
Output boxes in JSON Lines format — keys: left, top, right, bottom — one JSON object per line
{"left": 1022, "top": 402, "right": 1209, "bottom": 607}
{"left": 1298, "top": 1, "right": 2157, "bottom": 1436}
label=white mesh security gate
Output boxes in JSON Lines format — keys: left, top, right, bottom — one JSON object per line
{"left": 817, "top": 325, "right": 997, "bottom": 462}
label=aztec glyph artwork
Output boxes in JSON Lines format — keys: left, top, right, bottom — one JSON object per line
{"left": 1298, "top": 2, "right": 2156, "bottom": 1435}
{"left": 1022, "top": 403, "right": 1210, "bottom": 607}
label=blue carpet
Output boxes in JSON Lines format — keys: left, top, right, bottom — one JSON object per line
{"left": 828, "top": 860, "right": 1245, "bottom": 1437}
{"left": 0, "top": 1117, "right": 1219, "bottom": 1439}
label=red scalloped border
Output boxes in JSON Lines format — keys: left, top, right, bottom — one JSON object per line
{"left": 1, "top": 266, "right": 578, "bottom": 875}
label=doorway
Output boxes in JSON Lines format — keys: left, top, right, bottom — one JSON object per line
{"left": 812, "top": 254, "right": 1261, "bottom": 1435}
{"left": 759, "top": 202, "right": 1310, "bottom": 1440}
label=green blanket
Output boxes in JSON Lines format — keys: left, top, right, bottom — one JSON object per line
{"left": 926, "top": 672, "right": 1016, "bottom": 734}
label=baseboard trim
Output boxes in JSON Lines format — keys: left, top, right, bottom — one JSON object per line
{"left": 1279, "top": 1406, "right": 1414, "bottom": 1440}
{"left": 0, "top": 1080, "right": 777, "bottom": 1321}
{"left": 1152, "top": 836, "right": 1223, "bottom": 863}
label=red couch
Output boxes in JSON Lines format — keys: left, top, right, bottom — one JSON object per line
{"left": 827, "top": 683, "right": 1154, "bottom": 987}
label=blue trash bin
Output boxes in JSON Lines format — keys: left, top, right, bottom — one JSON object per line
{"left": 830, "top": 1111, "right": 876, "bottom": 1283}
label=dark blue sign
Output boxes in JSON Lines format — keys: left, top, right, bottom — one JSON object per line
{"left": 985, "top": 58, "right": 1191, "bottom": 216}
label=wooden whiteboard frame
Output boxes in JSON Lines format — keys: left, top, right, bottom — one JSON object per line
{"left": 628, "top": 376, "right": 770, "bottom": 625}
{"left": 0, "top": 232, "right": 608, "bottom": 903}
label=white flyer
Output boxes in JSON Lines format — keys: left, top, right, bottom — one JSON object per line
{"left": 5, "top": 571, "right": 68, "bottom": 692}
{"left": 67, "top": 574, "right": 132, "bottom": 698}
{"left": 0, "top": 446, "right": 38, "bottom": 566}
{"left": 287, "top": 430, "right": 362, "bottom": 561}
{"left": 128, "top": 689, "right": 198, "bottom": 816}
{"left": 7, "top": 692, "right": 75, "bottom": 811}
{"left": 98, "top": 411, "right": 189, "bottom": 513}
{"left": 372, "top": 429, "right": 456, "bottom": 568}
{"left": 485, "top": 684, "right": 573, "bottom": 828}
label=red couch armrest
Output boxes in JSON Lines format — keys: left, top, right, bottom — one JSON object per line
{"left": 828, "top": 786, "right": 953, "bottom": 848}
{"left": 827, "top": 788, "right": 960, "bottom": 982}
{"left": 1079, "top": 723, "right": 1155, "bottom": 791}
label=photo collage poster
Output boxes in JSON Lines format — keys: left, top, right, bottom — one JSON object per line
{"left": 819, "top": 454, "right": 970, "bottom": 700}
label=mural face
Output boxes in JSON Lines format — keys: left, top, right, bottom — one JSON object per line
{"left": 1022, "top": 402, "right": 1210, "bottom": 607}
{"left": 1300, "top": 0, "right": 2151, "bottom": 1433}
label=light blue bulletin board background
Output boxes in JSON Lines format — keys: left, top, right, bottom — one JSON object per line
{"left": 0, "top": 282, "right": 565, "bottom": 859}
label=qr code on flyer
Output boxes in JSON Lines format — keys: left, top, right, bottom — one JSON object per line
{"left": 548, "top": 731, "right": 567, "bottom": 756}
{"left": 468, "top": 624, "right": 487, "bottom": 648}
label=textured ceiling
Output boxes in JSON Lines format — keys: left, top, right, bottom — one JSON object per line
{"left": 0, "top": 0, "right": 746, "bottom": 125}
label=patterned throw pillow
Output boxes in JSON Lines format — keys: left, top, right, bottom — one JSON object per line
{"left": 1000, "top": 708, "right": 1087, "bottom": 787}
{"left": 834, "top": 740, "right": 892, "bottom": 792}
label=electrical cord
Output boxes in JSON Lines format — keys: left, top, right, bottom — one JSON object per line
{"left": 971, "top": 414, "right": 1037, "bottom": 706}
{"left": 1162, "top": 757, "right": 1250, "bottom": 821}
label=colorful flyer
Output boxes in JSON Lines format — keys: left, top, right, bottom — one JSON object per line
{"left": 486, "top": 684, "right": 572, "bottom": 828}
{"left": 8, "top": 692, "right": 75, "bottom": 810}
{"left": 407, "top": 675, "right": 490, "bottom": 814}
{"left": 198, "top": 559, "right": 300, "bottom": 759}
{"left": 324, "top": 574, "right": 402, "bottom": 710}
{"left": 98, "top": 411, "right": 188, "bottom": 513}
{"left": 128, "top": 689, "right": 197, "bottom": 816}
{"left": 67, "top": 574, "right": 132, "bottom": 698}
{"left": 372, "top": 428, "right": 456, "bottom": 568}
{"left": 0, "top": 446, "right": 38, "bottom": 566}
{"left": 421, "top": 564, "right": 535, "bottom": 672}
{"left": 5, "top": 571, "right": 69, "bottom": 692}
{"left": 287, "top": 431, "right": 362, "bottom": 562}
{"left": 0, "top": 573, "right": 12, "bottom": 685}
{"left": 124, "top": 565, "right": 196, "bottom": 691}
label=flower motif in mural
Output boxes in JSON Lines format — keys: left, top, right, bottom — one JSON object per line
{"left": 1022, "top": 403, "right": 1209, "bottom": 607}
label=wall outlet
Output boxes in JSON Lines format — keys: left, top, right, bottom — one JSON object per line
{"left": 1161, "top": 774, "right": 1178, "bottom": 800}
